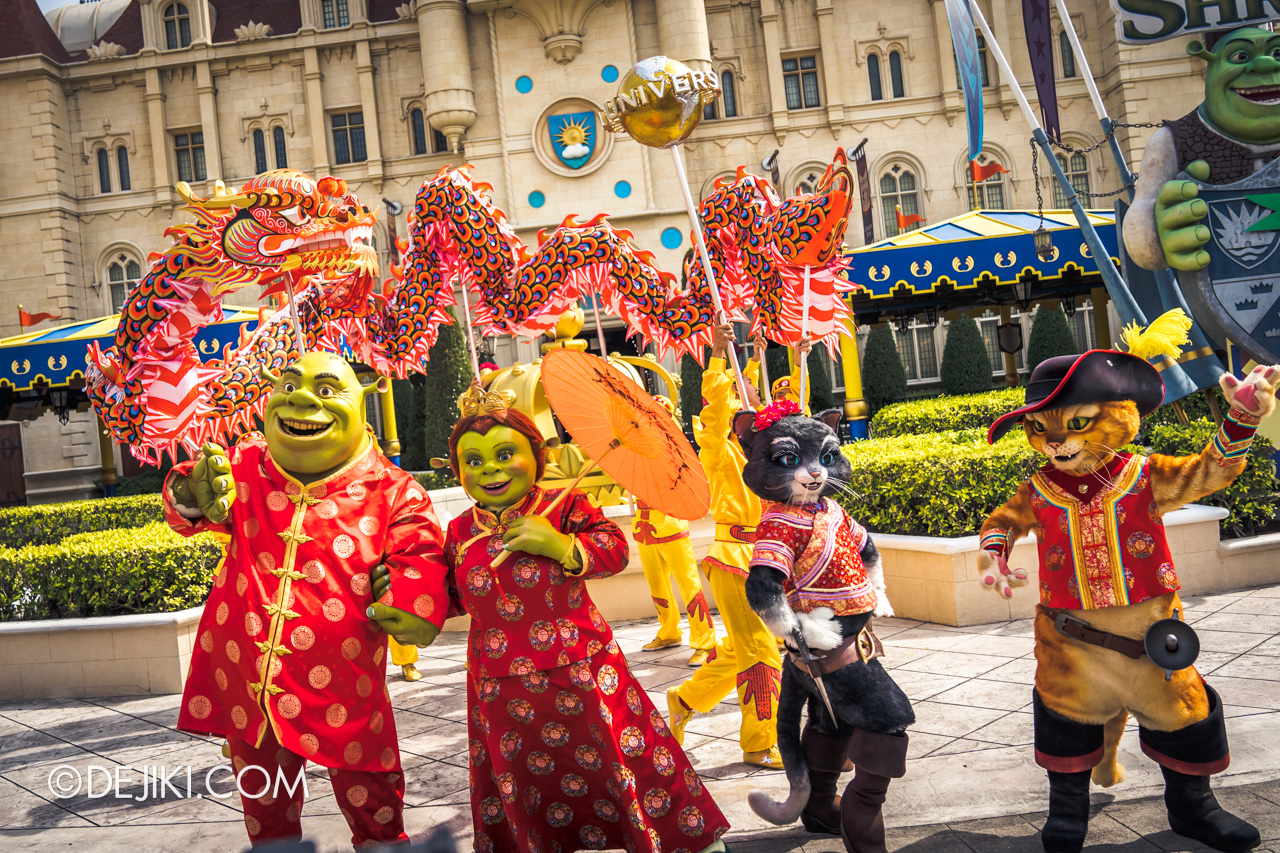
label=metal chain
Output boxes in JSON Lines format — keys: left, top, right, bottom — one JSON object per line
{"left": 1031, "top": 138, "right": 1045, "bottom": 225}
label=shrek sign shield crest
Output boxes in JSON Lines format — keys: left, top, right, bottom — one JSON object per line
{"left": 1176, "top": 157, "right": 1280, "bottom": 365}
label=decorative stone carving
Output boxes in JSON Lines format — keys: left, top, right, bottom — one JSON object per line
{"left": 395, "top": 3, "right": 415, "bottom": 20}
{"left": 86, "top": 42, "right": 126, "bottom": 61}
{"left": 469, "top": 0, "right": 612, "bottom": 65}
{"left": 234, "top": 21, "right": 274, "bottom": 41}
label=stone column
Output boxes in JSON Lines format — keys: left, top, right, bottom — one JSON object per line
{"left": 656, "top": 0, "right": 711, "bottom": 70}
{"left": 759, "top": 0, "right": 790, "bottom": 141}
{"left": 999, "top": 303, "right": 1019, "bottom": 386}
{"left": 144, "top": 67, "right": 171, "bottom": 202}
{"left": 417, "top": 0, "right": 476, "bottom": 153}
{"left": 815, "top": 0, "right": 843, "bottom": 132}
{"left": 356, "top": 40, "right": 383, "bottom": 183}
{"left": 303, "top": 47, "right": 331, "bottom": 174}
{"left": 195, "top": 61, "right": 223, "bottom": 187}
{"left": 928, "top": 0, "right": 965, "bottom": 125}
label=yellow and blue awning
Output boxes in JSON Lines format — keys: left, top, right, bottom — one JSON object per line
{"left": 0, "top": 307, "right": 261, "bottom": 392}
{"left": 839, "top": 209, "right": 1118, "bottom": 300}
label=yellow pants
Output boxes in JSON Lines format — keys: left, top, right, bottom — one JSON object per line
{"left": 674, "top": 549, "right": 781, "bottom": 753}
{"left": 640, "top": 537, "right": 717, "bottom": 650}
{"left": 388, "top": 637, "right": 418, "bottom": 667}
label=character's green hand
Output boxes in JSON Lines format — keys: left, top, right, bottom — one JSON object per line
{"left": 171, "top": 442, "right": 235, "bottom": 523}
{"left": 366, "top": 567, "right": 440, "bottom": 648}
{"left": 1156, "top": 160, "right": 1212, "bottom": 271}
{"left": 502, "top": 515, "right": 574, "bottom": 561}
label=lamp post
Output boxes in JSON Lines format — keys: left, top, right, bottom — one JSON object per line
{"left": 1061, "top": 292, "right": 1078, "bottom": 318}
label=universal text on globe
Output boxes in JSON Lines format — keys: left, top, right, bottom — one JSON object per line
{"left": 601, "top": 59, "right": 721, "bottom": 148}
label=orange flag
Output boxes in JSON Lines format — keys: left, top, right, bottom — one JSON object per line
{"left": 895, "top": 205, "right": 925, "bottom": 231}
{"left": 970, "top": 159, "right": 1011, "bottom": 182}
{"left": 18, "top": 306, "right": 61, "bottom": 327}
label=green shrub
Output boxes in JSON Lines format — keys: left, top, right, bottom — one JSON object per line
{"left": 1026, "top": 306, "right": 1079, "bottom": 372}
{"left": 0, "top": 522, "right": 220, "bottom": 621}
{"left": 0, "top": 494, "right": 164, "bottom": 549}
{"left": 862, "top": 324, "right": 907, "bottom": 409}
{"left": 872, "top": 387, "right": 1025, "bottom": 438}
{"left": 680, "top": 351, "right": 704, "bottom": 433}
{"left": 806, "top": 345, "right": 835, "bottom": 413}
{"left": 412, "top": 470, "right": 461, "bottom": 492}
{"left": 422, "top": 308, "right": 472, "bottom": 462}
{"left": 940, "top": 313, "right": 993, "bottom": 395}
{"left": 832, "top": 430, "right": 1041, "bottom": 537}
{"left": 1141, "top": 386, "right": 1228, "bottom": 432}
{"left": 116, "top": 472, "right": 165, "bottom": 496}
{"left": 1139, "top": 420, "right": 1278, "bottom": 538}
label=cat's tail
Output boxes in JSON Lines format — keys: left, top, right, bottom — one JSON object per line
{"left": 747, "top": 663, "right": 810, "bottom": 824}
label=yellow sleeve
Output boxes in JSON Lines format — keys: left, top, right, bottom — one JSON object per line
{"left": 695, "top": 357, "right": 733, "bottom": 466}
{"left": 745, "top": 358, "right": 760, "bottom": 387}
{"left": 790, "top": 362, "right": 810, "bottom": 416}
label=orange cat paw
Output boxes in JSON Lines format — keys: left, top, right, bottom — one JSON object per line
{"left": 1091, "top": 761, "right": 1126, "bottom": 788}
{"left": 1221, "top": 364, "right": 1279, "bottom": 418}
{"left": 978, "top": 551, "right": 1028, "bottom": 598}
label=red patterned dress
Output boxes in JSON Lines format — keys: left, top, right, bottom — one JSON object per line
{"left": 445, "top": 486, "right": 730, "bottom": 853}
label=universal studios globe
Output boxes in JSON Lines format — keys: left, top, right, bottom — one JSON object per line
{"left": 601, "top": 56, "right": 721, "bottom": 149}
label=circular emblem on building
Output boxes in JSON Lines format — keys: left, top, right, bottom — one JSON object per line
{"left": 533, "top": 98, "right": 613, "bottom": 177}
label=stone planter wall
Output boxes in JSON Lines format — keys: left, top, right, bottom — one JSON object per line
{"left": 0, "top": 606, "right": 201, "bottom": 701}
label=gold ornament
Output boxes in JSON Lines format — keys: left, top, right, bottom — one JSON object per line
{"left": 458, "top": 385, "right": 517, "bottom": 418}
{"left": 601, "top": 56, "right": 720, "bottom": 149}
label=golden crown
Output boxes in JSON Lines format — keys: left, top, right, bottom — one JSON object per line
{"left": 458, "top": 385, "right": 517, "bottom": 418}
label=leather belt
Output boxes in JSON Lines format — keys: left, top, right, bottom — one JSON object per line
{"left": 1053, "top": 612, "right": 1145, "bottom": 660}
{"left": 789, "top": 624, "right": 884, "bottom": 678}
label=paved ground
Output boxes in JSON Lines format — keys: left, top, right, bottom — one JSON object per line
{"left": 2, "top": 584, "right": 1280, "bottom": 852}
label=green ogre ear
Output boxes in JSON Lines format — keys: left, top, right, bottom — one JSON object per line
{"left": 361, "top": 376, "right": 390, "bottom": 398}
{"left": 1187, "top": 39, "right": 1213, "bottom": 60}
{"left": 429, "top": 457, "right": 449, "bottom": 469}
{"left": 261, "top": 366, "right": 281, "bottom": 386}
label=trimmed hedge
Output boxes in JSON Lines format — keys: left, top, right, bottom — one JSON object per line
{"left": 0, "top": 494, "right": 164, "bottom": 549}
{"left": 0, "top": 522, "right": 220, "bottom": 621}
{"left": 833, "top": 429, "right": 1041, "bottom": 537}
{"left": 413, "top": 470, "right": 461, "bottom": 492}
{"left": 833, "top": 420, "right": 1278, "bottom": 539}
{"left": 871, "top": 387, "right": 1025, "bottom": 438}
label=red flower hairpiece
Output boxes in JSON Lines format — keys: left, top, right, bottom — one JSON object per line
{"left": 753, "top": 398, "right": 800, "bottom": 431}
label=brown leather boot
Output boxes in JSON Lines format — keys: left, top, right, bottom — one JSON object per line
{"left": 840, "top": 729, "right": 908, "bottom": 853}
{"left": 800, "top": 725, "right": 853, "bottom": 835}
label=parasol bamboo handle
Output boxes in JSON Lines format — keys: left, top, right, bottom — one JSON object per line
{"left": 798, "top": 264, "right": 811, "bottom": 410}
{"left": 486, "top": 444, "right": 616, "bottom": 568}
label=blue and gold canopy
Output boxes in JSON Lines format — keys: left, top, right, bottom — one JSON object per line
{"left": 0, "top": 307, "right": 261, "bottom": 393}
{"left": 839, "top": 209, "right": 1118, "bottom": 301}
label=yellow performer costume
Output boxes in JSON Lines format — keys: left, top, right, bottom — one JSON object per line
{"left": 668, "top": 352, "right": 783, "bottom": 768}
{"left": 388, "top": 637, "right": 422, "bottom": 681}
{"left": 634, "top": 504, "right": 717, "bottom": 665}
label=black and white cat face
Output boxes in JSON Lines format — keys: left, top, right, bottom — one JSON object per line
{"left": 734, "top": 409, "right": 851, "bottom": 505}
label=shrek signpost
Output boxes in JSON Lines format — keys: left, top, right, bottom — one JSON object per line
{"left": 1113, "top": 0, "right": 1280, "bottom": 43}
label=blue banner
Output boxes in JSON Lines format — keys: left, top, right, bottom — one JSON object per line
{"left": 944, "top": 0, "right": 984, "bottom": 162}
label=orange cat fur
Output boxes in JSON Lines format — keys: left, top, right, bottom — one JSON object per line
{"left": 980, "top": 395, "right": 1263, "bottom": 786}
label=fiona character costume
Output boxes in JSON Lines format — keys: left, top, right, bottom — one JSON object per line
{"left": 164, "top": 353, "right": 451, "bottom": 847}
{"left": 432, "top": 387, "right": 731, "bottom": 853}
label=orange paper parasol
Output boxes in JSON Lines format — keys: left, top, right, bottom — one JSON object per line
{"left": 541, "top": 348, "right": 709, "bottom": 521}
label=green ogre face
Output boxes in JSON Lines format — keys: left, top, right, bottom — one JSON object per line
{"left": 1197, "top": 28, "right": 1280, "bottom": 143}
{"left": 457, "top": 426, "right": 537, "bottom": 510}
{"left": 263, "top": 352, "right": 375, "bottom": 478}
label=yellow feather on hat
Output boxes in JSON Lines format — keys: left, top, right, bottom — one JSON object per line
{"left": 1118, "top": 309, "right": 1192, "bottom": 362}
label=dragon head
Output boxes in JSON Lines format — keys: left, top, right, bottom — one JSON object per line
{"left": 174, "top": 170, "right": 379, "bottom": 311}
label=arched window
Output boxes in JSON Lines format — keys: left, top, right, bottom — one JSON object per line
{"left": 164, "top": 3, "right": 191, "bottom": 50}
{"left": 1060, "top": 31, "right": 1077, "bottom": 78}
{"left": 107, "top": 254, "right": 142, "bottom": 314}
{"left": 880, "top": 164, "right": 920, "bottom": 236}
{"left": 117, "top": 147, "right": 131, "bottom": 191}
{"left": 796, "top": 167, "right": 822, "bottom": 196}
{"left": 433, "top": 128, "right": 449, "bottom": 154}
{"left": 867, "top": 54, "right": 883, "bottom": 101}
{"left": 722, "top": 72, "right": 737, "bottom": 118}
{"left": 411, "top": 108, "right": 428, "bottom": 155}
{"left": 1053, "top": 152, "right": 1090, "bottom": 207}
{"left": 252, "top": 129, "right": 268, "bottom": 174}
{"left": 96, "top": 148, "right": 111, "bottom": 194}
{"left": 703, "top": 97, "right": 718, "bottom": 121}
{"left": 888, "top": 51, "right": 905, "bottom": 98}
{"left": 966, "top": 152, "right": 1007, "bottom": 209}
{"left": 273, "top": 126, "right": 288, "bottom": 168}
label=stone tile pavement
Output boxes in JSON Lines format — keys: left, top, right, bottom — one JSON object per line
{"left": 2, "top": 585, "right": 1279, "bottom": 851}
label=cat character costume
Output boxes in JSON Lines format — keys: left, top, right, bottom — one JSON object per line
{"left": 733, "top": 402, "right": 914, "bottom": 853}
{"left": 980, "top": 316, "right": 1278, "bottom": 853}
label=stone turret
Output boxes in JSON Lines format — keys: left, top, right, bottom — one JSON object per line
{"left": 416, "top": 0, "right": 477, "bottom": 153}
{"left": 656, "top": 0, "right": 711, "bottom": 71}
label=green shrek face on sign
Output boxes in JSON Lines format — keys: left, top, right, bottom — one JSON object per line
{"left": 457, "top": 426, "right": 538, "bottom": 511}
{"left": 1193, "top": 27, "right": 1280, "bottom": 144}
{"left": 262, "top": 352, "right": 386, "bottom": 481}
